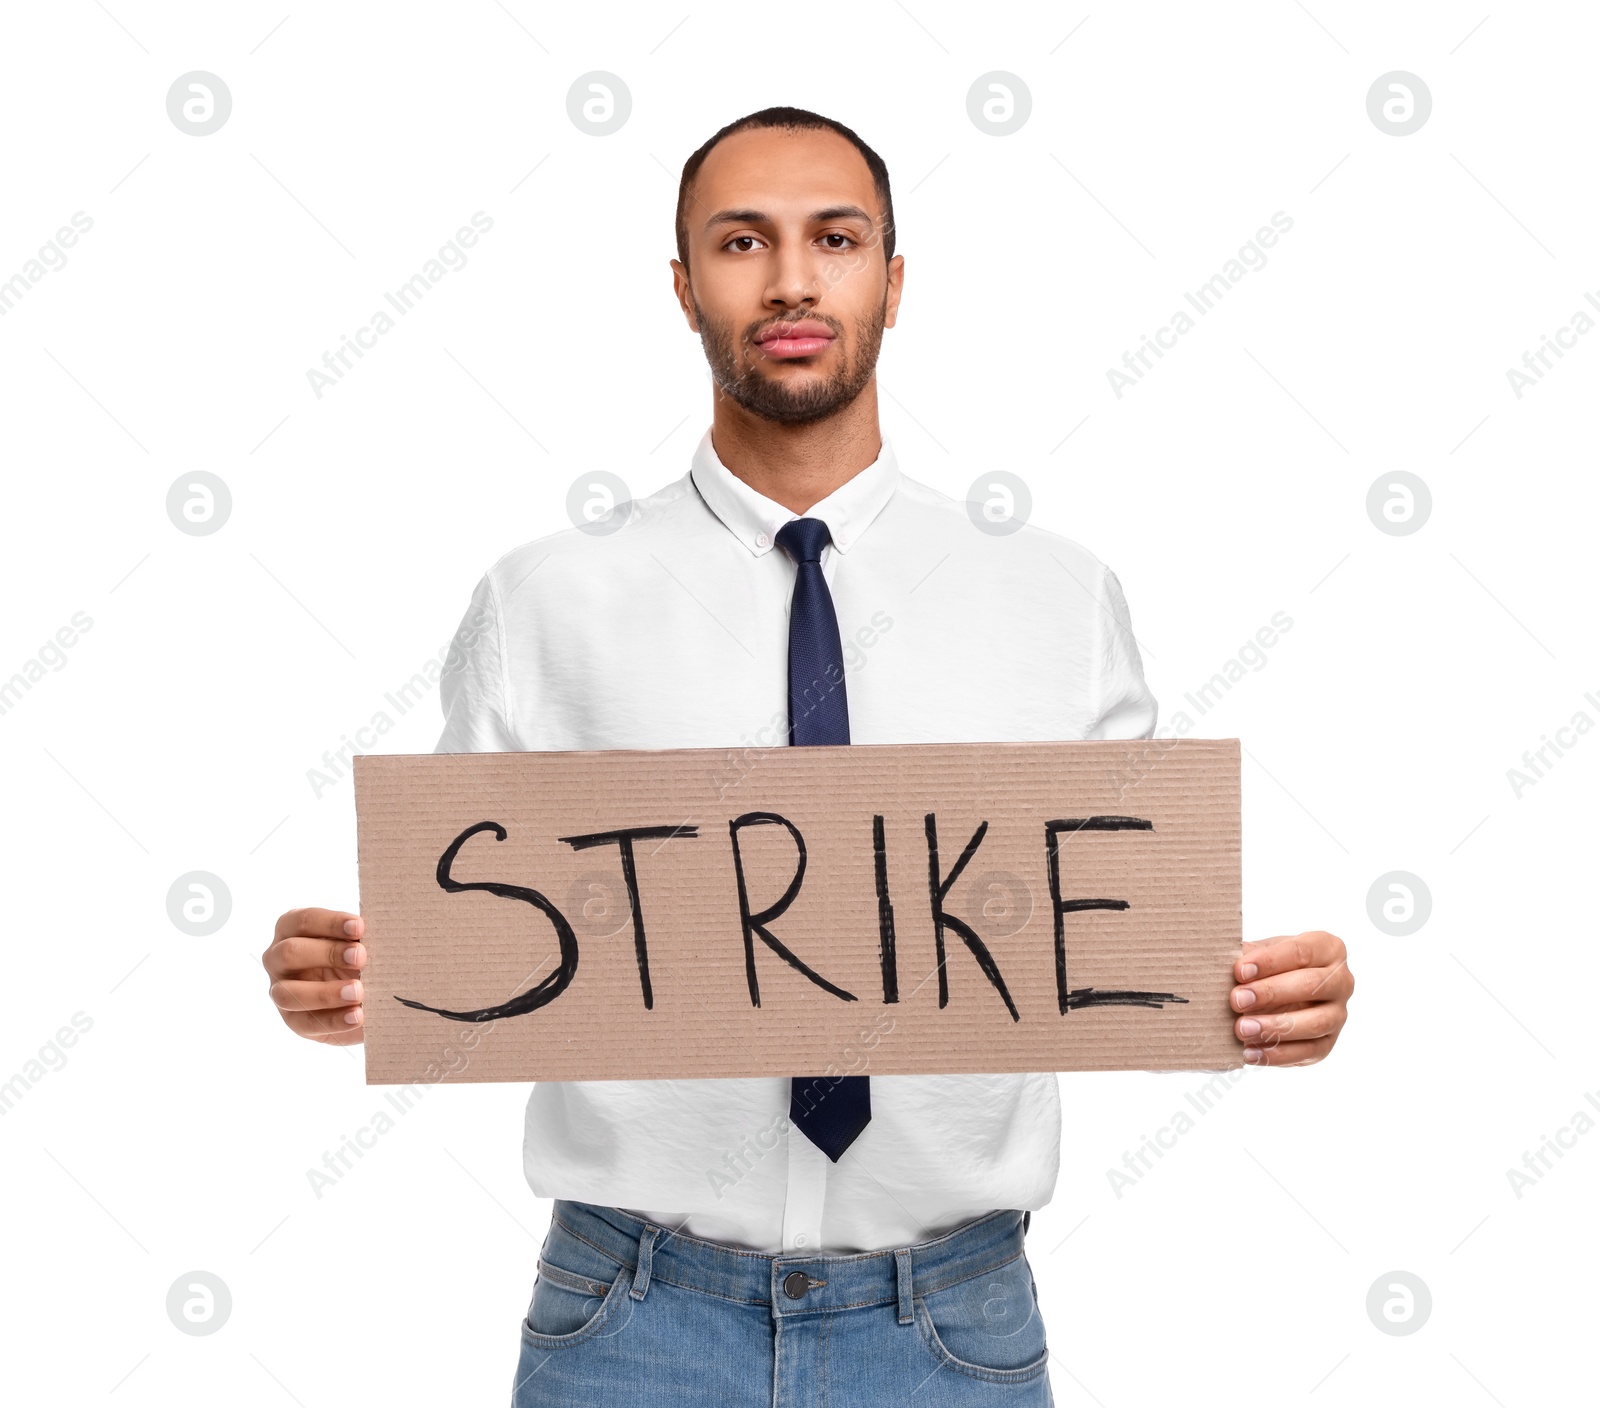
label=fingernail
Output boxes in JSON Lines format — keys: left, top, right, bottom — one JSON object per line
{"left": 1240, "top": 963, "right": 1258, "bottom": 980}
{"left": 343, "top": 1007, "right": 363, "bottom": 1025}
{"left": 343, "top": 945, "right": 365, "bottom": 966}
{"left": 340, "top": 982, "right": 362, "bottom": 1003}
{"left": 343, "top": 919, "right": 362, "bottom": 936}
{"left": 1238, "top": 1017, "right": 1261, "bottom": 1038}
{"left": 1236, "top": 988, "right": 1257, "bottom": 1009}
{"left": 1243, "top": 1047, "right": 1262, "bottom": 1064}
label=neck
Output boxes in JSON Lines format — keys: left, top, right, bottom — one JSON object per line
{"left": 709, "top": 379, "right": 883, "bottom": 514}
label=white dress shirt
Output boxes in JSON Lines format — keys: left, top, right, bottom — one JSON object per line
{"left": 433, "top": 429, "right": 1157, "bottom": 1254}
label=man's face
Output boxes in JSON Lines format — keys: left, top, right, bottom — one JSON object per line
{"left": 672, "top": 127, "right": 904, "bottom": 426}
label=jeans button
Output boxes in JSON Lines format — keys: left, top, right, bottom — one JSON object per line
{"left": 783, "top": 1270, "right": 810, "bottom": 1300}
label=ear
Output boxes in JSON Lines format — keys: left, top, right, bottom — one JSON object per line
{"left": 883, "top": 254, "right": 905, "bottom": 330}
{"left": 670, "top": 259, "right": 699, "bottom": 332}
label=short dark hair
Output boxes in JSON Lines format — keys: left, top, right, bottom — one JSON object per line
{"left": 675, "top": 107, "right": 896, "bottom": 268}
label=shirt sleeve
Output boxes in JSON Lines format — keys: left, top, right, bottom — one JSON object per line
{"left": 1085, "top": 565, "right": 1159, "bottom": 741}
{"left": 434, "top": 572, "right": 519, "bottom": 754}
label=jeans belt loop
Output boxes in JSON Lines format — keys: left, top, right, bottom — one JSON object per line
{"left": 894, "top": 1247, "right": 914, "bottom": 1326}
{"left": 631, "top": 1224, "right": 661, "bottom": 1301}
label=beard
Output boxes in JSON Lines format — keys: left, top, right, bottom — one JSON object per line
{"left": 692, "top": 297, "right": 886, "bottom": 426}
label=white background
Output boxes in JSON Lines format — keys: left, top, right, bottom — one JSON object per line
{"left": 2, "top": 2, "right": 1595, "bottom": 1403}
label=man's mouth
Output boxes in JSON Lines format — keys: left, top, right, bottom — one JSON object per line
{"left": 752, "top": 320, "right": 836, "bottom": 360}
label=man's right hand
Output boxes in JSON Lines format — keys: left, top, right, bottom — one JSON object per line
{"left": 263, "top": 909, "right": 367, "bottom": 1045}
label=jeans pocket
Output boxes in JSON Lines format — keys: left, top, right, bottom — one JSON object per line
{"left": 521, "top": 1260, "right": 633, "bottom": 1349}
{"left": 915, "top": 1254, "right": 1050, "bottom": 1383}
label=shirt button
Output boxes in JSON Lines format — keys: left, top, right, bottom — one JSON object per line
{"left": 756, "top": 532, "right": 771, "bottom": 549}
{"left": 783, "top": 1270, "right": 810, "bottom": 1299}
{"left": 793, "top": 1233, "right": 808, "bottom": 1247}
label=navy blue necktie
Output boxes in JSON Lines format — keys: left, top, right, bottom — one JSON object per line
{"left": 777, "top": 517, "right": 871, "bottom": 1161}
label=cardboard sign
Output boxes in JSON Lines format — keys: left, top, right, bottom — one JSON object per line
{"left": 353, "top": 738, "right": 1242, "bottom": 1084}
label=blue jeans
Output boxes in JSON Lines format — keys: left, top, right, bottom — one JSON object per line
{"left": 512, "top": 1202, "right": 1053, "bottom": 1406}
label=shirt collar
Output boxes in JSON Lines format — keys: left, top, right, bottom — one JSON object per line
{"left": 689, "top": 427, "right": 901, "bottom": 557}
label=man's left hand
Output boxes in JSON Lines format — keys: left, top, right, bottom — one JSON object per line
{"left": 1232, "top": 931, "right": 1353, "bottom": 1066}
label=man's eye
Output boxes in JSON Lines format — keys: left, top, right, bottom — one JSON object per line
{"left": 821, "top": 233, "right": 856, "bottom": 250}
{"left": 726, "top": 236, "right": 761, "bottom": 252}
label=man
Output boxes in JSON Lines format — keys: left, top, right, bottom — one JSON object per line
{"left": 263, "top": 108, "right": 1353, "bottom": 1405}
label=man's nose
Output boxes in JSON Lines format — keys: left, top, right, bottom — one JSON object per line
{"left": 764, "top": 245, "right": 818, "bottom": 309}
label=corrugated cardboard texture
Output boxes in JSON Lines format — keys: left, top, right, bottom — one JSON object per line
{"left": 354, "top": 738, "right": 1242, "bottom": 1084}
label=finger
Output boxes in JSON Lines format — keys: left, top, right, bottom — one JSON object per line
{"left": 1236, "top": 931, "right": 1344, "bottom": 983}
{"left": 1242, "top": 1035, "right": 1335, "bottom": 1067}
{"left": 264, "top": 936, "right": 367, "bottom": 980}
{"left": 281, "top": 1004, "right": 365, "bottom": 1040}
{"left": 283, "top": 1014, "right": 366, "bottom": 1047}
{"left": 270, "top": 978, "right": 363, "bottom": 1014}
{"left": 274, "top": 908, "right": 363, "bottom": 944}
{"left": 1234, "top": 961, "right": 1353, "bottom": 1013}
{"left": 1236, "top": 1002, "right": 1346, "bottom": 1046}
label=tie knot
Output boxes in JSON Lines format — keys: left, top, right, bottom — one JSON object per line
{"left": 776, "top": 517, "right": 832, "bottom": 564}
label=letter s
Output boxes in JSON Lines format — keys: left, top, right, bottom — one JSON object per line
{"left": 393, "top": 822, "right": 579, "bottom": 1022}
